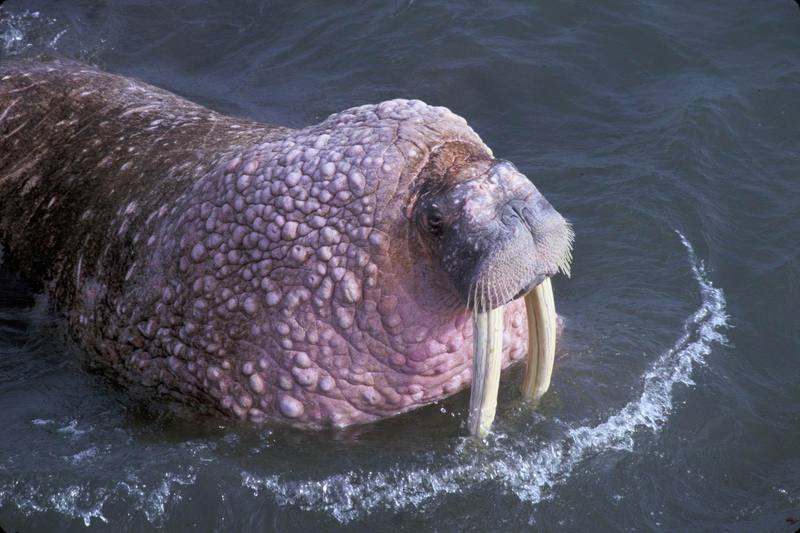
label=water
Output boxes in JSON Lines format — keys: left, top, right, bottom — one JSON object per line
{"left": 0, "top": 1, "right": 798, "bottom": 530}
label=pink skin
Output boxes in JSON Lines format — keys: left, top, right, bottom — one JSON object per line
{"left": 134, "top": 101, "right": 531, "bottom": 427}
{"left": 0, "top": 59, "right": 565, "bottom": 429}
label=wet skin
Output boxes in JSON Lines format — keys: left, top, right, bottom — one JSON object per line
{"left": 0, "top": 58, "right": 571, "bottom": 428}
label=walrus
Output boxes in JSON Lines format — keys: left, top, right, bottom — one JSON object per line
{"left": 0, "top": 57, "right": 572, "bottom": 434}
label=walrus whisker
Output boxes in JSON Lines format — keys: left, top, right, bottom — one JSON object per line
{"left": 481, "top": 276, "right": 487, "bottom": 313}
{"left": 558, "top": 221, "right": 576, "bottom": 278}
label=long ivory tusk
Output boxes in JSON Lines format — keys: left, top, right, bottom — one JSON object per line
{"left": 521, "top": 277, "right": 556, "bottom": 401}
{"left": 467, "top": 305, "right": 504, "bottom": 437}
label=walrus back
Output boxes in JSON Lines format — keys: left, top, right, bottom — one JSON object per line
{"left": 0, "top": 57, "right": 281, "bottom": 302}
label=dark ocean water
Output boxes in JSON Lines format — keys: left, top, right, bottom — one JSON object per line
{"left": 0, "top": 1, "right": 798, "bottom": 531}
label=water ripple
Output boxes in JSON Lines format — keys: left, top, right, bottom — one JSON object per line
{"left": 241, "top": 232, "right": 728, "bottom": 523}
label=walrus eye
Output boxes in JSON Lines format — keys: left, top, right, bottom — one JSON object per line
{"left": 424, "top": 209, "right": 445, "bottom": 237}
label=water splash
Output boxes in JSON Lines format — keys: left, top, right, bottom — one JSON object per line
{"left": 0, "top": 481, "right": 110, "bottom": 527}
{"left": 241, "top": 231, "right": 728, "bottom": 522}
{"left": 0, "top": 417, "right": 200, "bottom": 527}
{"left": 0, "top": 232, "right": 727, "bottom": 526}
{"left": 0, "top": 10, "right": 66, "bottom": 55}
{"left": 0, "top": 467, "right": 197, "bottom": 527}
{"left": 0, "top": 7, "right": 106, "bottom": 61}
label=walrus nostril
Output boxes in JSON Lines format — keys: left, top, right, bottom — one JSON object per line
{"left": 505, "top": 200, "right": 546, "bottom": 236}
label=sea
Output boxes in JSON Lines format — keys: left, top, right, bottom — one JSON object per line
{"left": 0, "top": 1, "right": 798, "bottom": 531}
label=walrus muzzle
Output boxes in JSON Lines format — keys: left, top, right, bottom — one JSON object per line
{"left": 420, "top": 159, "right": 573, "bottom": 437}
{"left": 466, "top": 193, "right": 571, "bottom": 437}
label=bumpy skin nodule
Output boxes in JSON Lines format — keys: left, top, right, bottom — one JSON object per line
{"left": 0, "top": 58, "right": 534, "bottom": 428}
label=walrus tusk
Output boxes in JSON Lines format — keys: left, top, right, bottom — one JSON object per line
{"left": 467, "top": 278, "right": 556, "bottom": 437}
{"left": 521, "top": 277, "right": 556, "bottom": 401}
{"left": 467, "top": 305, "right": 504, "bottom": 437}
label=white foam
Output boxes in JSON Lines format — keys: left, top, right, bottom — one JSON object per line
{"left": 0, "top": 469, "right": 197, "bottom": 527}
{"left": 116, "top": 470, "right": 197, "bottom": 523}
{"left": 56, "top": 419, "right": 90, "bottom": 438}
{"left": 242, "top": 231, "right": 728, "bottom": 522}
{"left": 49, "top": 485, "right": 110, "bottom": 526}
{"left": 0, "top": 10, "right": 58, "bottom": 55}
{"left": 0, "top": 482, "right": 110, "bottom": 526}
{"left": 66, "top": 446, "right": 100, "bottom": 464}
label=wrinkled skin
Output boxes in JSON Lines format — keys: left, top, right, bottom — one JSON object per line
{"left": 0, "top": 58, "right": 571, "bottom": 428}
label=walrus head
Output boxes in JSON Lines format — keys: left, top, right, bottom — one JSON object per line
{"left": 404, "top": 140, "right": 573, "bottom": 434}
{"left": 409, "top": 143, "right": 572, "bottom": 312}
{"left": 143, "top": 99, "right": 572, "bottom": 432}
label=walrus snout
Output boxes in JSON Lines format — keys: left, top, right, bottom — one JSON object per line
{"left": 428, "top": 161, "right": 572, "bottom": 436}
{"left": 414, "top": 158, "right": 573, "bottom": 312}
